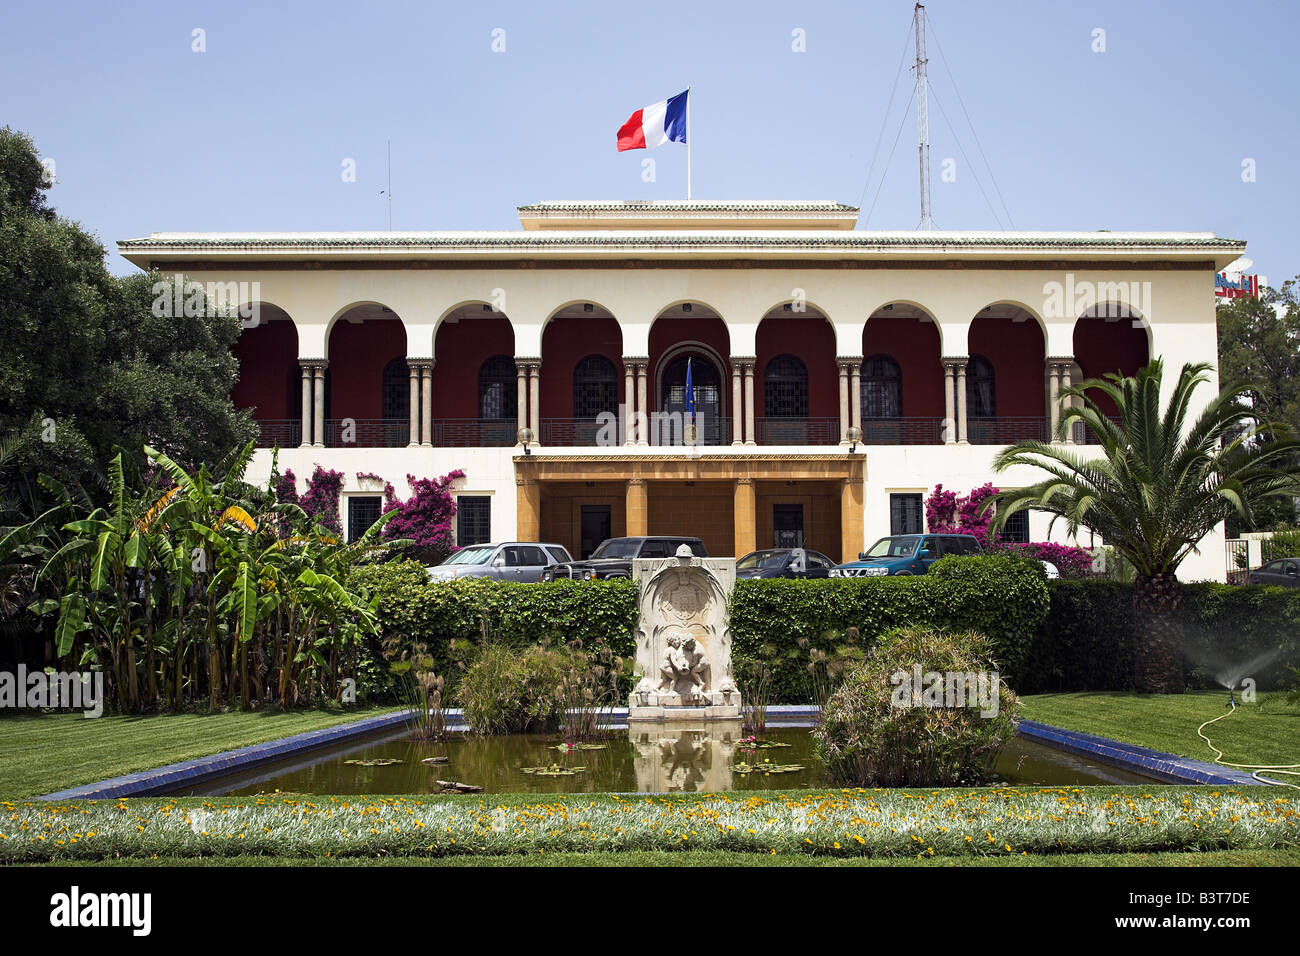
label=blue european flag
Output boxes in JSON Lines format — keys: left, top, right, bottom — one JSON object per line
{"left": 685, "top": 357, "right": 695, "bottom": 422}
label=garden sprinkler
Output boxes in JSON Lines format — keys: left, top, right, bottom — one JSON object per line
{"left": 1225, "top": 683, "right": 1236, "bottom": 708}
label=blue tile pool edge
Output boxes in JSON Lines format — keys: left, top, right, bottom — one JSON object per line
{"left": 1015, "top": 719, "right": 1260, "bottom": 786}
{"left": 37, "top": 709, "right": 417, "bottom": 801}
{"left": 33, "top": 708, "right": 1261, "bottom": 800}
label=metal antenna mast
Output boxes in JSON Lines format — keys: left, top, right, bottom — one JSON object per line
{"left": 913, "top": 3, "right": 934, "bottom": 229}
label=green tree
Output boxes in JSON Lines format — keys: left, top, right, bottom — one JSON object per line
{"left": 986, "top": 360, "right": 1300, "bottom": 693}
{"left": 0, "top": 127, "right": 254, "bottom": 496}
{"left": 1216, "top": 280, "right": 1300, "bottom": 530}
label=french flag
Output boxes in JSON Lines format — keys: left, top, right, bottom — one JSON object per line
{"left": 616, "top": 90, "right": 689, "bottom": 151}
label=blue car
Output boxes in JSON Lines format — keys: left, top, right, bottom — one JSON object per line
{"left": 830, "top": 533, "right": 983, "bottom": 577}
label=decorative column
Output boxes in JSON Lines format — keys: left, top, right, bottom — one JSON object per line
{"left": 742, "top": 359, "right": 756, "bottom": 446}
{"left": 731, "top": 361, "right": 745, "bottom": 445}
{"left": 519, "top": 358, "right": 541, "bottom": 444}
{"left": 733, "top": 478, "right": 756, "bottom": 558}
{"left": 420, "top": 361, "right": 434, "bottom": 448}
{"left": 310, "top": 361, "right": 327, "bottom": 448}
{"left": 942, "top": 360, "right": 957, "bottom": 445}
{"left": 626, "top": 477, "right": 648, "bottom": 536}
{"left": 1050, "top": 358, "right": 1077, "bottom": 444}
{"left": 848, "top": 359, "right": 862, "bottom": 433}
{"left": 839, "top": 476, "right": 865, "bottom": 564}
{"left": 624, "top": 360, "right": 637, "bottom": 446}
{"left": 634, "top": 360, "right": 649, "bottom": 446}
{"left": 955, "top": 358, "right": 969, "bottom": 446}
{"left": 515, "top": 359, "right": 529, "bottom": 440}
{"left": 1047, "top": 360, "right": 1062, "bottom": 443}
{"left": 516, "top": 477, "right": 541, "bottom": 541}
{"left": 1060, "top": 361, "right": 1071, "bottom": 444}
{"left": 299, "top": 363, "right": 313, "bottom": 447}
{"left": 407, "top": 362, "right": 420, "bottom": 446}
{"left": 836, "top": 359, "right": 851, "bottom": 444}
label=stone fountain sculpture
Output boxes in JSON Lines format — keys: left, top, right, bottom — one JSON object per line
{"left": 629, "top": 544, "right": 741, "bottom": 720}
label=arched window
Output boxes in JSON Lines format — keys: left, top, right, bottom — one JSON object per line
{"left": 573, "top": 355, "right": 618, "bottom": 419}
{"left": 967, "top": 354, "right": 996, "bottom": 419}
{"left": 861, "top": 355, "right": 902, "bottom": 418}
{"left": 763, "top": 355, "right": 808, "bottom": 419}
{"left": 478, "top": 355, "right": 517, "bottom": 421}
{"left": 381, "top": 357, "right": 409, "bottom": 421}
{"left": 660, "top": 353, "right": 723, "bottom": 444}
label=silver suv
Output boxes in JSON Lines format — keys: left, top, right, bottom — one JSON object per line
{"left": 427, "top": 542, "right": 573, "bottom": 582}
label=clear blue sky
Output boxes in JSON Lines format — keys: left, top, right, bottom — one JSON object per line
{"left": 2, "top": 0, "right": 1296, "bottom": 278}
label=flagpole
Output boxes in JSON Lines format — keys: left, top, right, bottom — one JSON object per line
{"left": 686, "top": 86, "right": 692, "bottom": 200}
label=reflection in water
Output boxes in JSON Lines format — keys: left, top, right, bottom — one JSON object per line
{"left": 177, "top": 724, "right": 1160, "bottom": 798}
{"left": 631, "top": 724, "right": 741, "bottom": 792}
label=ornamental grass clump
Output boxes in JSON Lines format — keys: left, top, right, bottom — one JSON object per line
{"left": 814, "top": 627, "right": 1018, "bottom": 787}
{"left": 456, "top": 644, "right": 567, "bottom": 734}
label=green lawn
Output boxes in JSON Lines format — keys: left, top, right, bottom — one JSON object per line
{"left": 0, "top": 705, "right": 401, "bottom": 800}
{"left": 1020, "top": 690, "right": 1300, "bottom": 769}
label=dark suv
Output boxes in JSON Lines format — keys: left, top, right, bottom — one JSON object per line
{"left": 542, "top": 536, "right": 708, "bottom": 581}
{"left": 830, "top": 533, "right": 983, "bottom": 577}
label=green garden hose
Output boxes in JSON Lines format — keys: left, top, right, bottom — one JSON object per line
{"left": 1197, "top": 701, "right": 1300, "bottom": 790}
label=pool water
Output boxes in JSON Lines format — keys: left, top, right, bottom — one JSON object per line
{"left": 177, "top": 725, "right": 1161, "bottom": 797}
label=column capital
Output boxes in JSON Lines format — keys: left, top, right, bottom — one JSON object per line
{"left": 623, "top": 355, "right": 649, "bottom": 370}
{"left": 735, "top": 476, "right": 754, "bottom": 486}
{"left": 408, "top": 358, "right": 435, "bottom": 371}
{"left": 515, "top": 356, "right": 542, "bottom": 369}
{"left": 1046, "top": 355, "right": 1076, "bottom": 369}
{"left": 730, "top": 355, "right": 757, "bottom": 368}
{"left": 626, "top": 477, "right": 646, "bottom": 487}
{"left": 836, "top": 354, "right": 863, "bottom": 366}
{"left": 941, "top": 355, "right": 969, "bottom": 369}
{"left": 300, "top": 358, "right": 328, "bottom": 369}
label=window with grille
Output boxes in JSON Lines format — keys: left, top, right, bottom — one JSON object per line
{"left": 1003, "top": 509, "right": 1030, "bottom": 544}
{"left": 382, "top": 357, "right": 409, "bottom": 421}
{"left": 889, "top": 493, "right": 924, "bottom": 535}
{"left": 347, "top": 496, "right": 382, "bottom": 543}
{"left": 573, "top": 355, "right": 618, "bottom": 419}
{"left": 763, "top": 355, "right": 808, "bottom": 418}
{"left": 967, "top": 355, "right": 996, "bottom": 418}
{"left": 861, "top": 355, "right": 902, "bottom": 418}
{"left": 456, "top": 496, "right": 491, "bottom": 546}
{"left": 478, "top": 355, "right": 517, "bottom": 421}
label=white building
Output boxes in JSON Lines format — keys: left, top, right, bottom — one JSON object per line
{"left": 118, "top": 200, "right": 1243, "bottom": 579}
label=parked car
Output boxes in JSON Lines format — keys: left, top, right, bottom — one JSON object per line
{"left": 830, "top": 533, "right": 983, "bottom": 577}
{"left": 736, "top": 548, "right": 837, "bottom": 579}
{"left": 1248, "top": 557, "right": 1300, "bottom": 587}
{"left": 427, "top": 542, "right": 572, "bottom": 583}
{"left": 542, "top": 536, "right": 708, "bottom": 581}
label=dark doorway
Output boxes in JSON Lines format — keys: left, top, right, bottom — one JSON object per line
{"left": 659, "top": 353, "right": 724, "bottom": 445}
{"left": 773, "top": 504, "right": 804, "bottom": 548}
{"left": 580, "top": 505, "right": 612, "bottom": 558}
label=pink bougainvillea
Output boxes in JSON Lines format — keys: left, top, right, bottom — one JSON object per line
{"left": 300, "top": 466, "right": 345, "bottom": 534}
{"left": 925, "top": 482, "right": 1000, "bottom": 545}
{"left": 381, "top": 470, "right": 466, "bottom": 552}
{"left": 274, "top": 468, "right": 299, "bottom": 506}
{"left": 1001, "top": 542, "right": 1096, "bottom": 578}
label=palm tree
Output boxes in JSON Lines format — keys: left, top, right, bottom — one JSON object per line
{"left": 987, "top": 359, "right": 1300, "bottom": 693}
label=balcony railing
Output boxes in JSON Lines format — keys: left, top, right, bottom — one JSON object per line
{"left": 966, "top": 417, "right": 1049, "bottom": 445}
{"left": 253, "top": 419, "right": 302, "bottom": 448}
{"left": 429, "top": 418, "right": 517, "bottom": 447}
{"left": 858, "top": 417, "right": 945, "bottom": 445}
{"left": 541, "top": 418, "right": 615, "bottom": 446}
{"left": 755, "top": 417, "right": 841, "bottom": 446}
{"left": 1073, "top": 416, "right": 1122, "bottom": 445}
{"left": 323, "top": 419, "right": 410, "bottom": 448}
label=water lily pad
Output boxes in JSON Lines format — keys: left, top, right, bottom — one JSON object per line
{"left": 420, "top": 756, "right": 450, "bottom": 766}
{"left": 522, "top": 764, "right": 588, "bottom": 776}
{"left": 551, "top": 743, "right": 606, "bottom": 752}
{"left": 735, "top": 738, "right": 791, "bottom": 750}
{"left": 733, "top": 762, "right": 805, "bottom": 775}
{"left": 343, "top": 758, "right": 402, "bottom": 766}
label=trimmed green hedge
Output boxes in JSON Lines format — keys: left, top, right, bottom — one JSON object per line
{"left": 1021, "top": 580, "right": 1300, "bottom": 694}
{"left": 350, "top": 563, "right": 638, "bottom": 694}
{"left": 731, "top": 555, "right": 1050, "bottom": 702}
